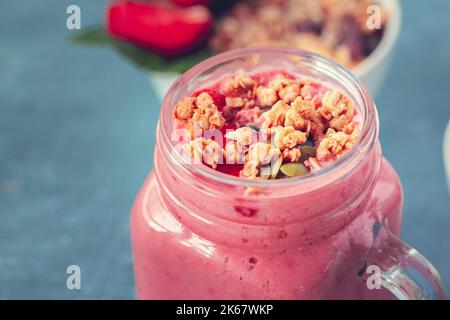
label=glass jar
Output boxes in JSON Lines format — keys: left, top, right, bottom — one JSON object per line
{"left": 131, "top": 48, "right": 445, "bottom": 299}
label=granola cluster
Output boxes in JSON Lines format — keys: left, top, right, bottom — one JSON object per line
{"left": 172, "top": 71, "right": 360, "bottom": 180}
{"left": 210, "top": 0, "right": 387, "bottom": 69}
{"left": 173, "top": 92, "right": 225, "bottom": 139}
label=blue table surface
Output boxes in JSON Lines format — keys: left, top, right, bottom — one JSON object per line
{"left": 1, "top": 0, "right": 449, "bottom": 299}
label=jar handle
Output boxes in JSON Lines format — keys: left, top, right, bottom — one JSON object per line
{"left": 364, "top": 222, "right": 446, "bottom": 299}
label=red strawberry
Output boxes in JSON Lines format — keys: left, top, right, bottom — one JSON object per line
{"left": 107, "top": 1, "right": 212, "bottom": 56}
{"left": 170, "top": 0, "right": 211, "bottom": 7}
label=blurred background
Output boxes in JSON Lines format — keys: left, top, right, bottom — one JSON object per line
{"left": 1, "top": 0, "right": 449, "bottom": 299}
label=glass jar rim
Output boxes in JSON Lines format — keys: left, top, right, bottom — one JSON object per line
{"left": 159, "top": 47, "right": 378, "bottom": 190}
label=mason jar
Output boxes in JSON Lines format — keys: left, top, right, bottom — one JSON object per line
{"left": 131, "top": 48, "right": 445, "bottom": 300}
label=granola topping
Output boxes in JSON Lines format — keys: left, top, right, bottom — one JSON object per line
{"left": 319, "top": 90, "right": 355, "bottom": 131}
{"left": 316, "top": 128, "right": 359, "bottom": 161}
{"left": 172, "top": 70, "right": 360, "bottom": 180}
{"left": 174, "top": 92, "right": 226, "bottom": 139}
{"left": 181, "top": 138, "right": 224, "bottom": 169}
{"left": 210, "top": 0, "right": 388, "bottom": 69}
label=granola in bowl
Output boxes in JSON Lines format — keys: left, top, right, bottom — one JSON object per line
{"left": 210, "top": 0, "right": 388, "bottom": 69}
{"left": 172, "top": 70, "right": 361, "bottom": 180}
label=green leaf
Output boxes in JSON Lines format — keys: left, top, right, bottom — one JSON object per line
{"left": 68, "top": 26, "right": 112, "bottom": 45}
{"left": 68, "top": 26, "right": 214, "bottom": 73}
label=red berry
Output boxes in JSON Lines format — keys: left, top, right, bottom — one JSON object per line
{"left": 107, "top": 1, "right": 212, "bottom": 56}
{"left": 216, "top": 164, "right": 243, "bottom": 177}
{"left": 170, "top": 0, "right": 211, "bottom": 7}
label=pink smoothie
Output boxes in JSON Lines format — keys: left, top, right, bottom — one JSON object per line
{"left": 130, "top": 65, "right": 403, "bottom": 299}
{"left": 130, "top": 155, "right": 402, "bottom": 299}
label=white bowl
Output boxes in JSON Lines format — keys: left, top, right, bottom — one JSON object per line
{"left": 353, "top": 0, "right": 402, "bottom": 95}
{"left": 149, "top": 0, "right": 401, "bottom": 100}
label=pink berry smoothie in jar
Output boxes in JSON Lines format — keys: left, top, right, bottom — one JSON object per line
{"left": 131, "top": 48, "right": 445, "bottom": 300}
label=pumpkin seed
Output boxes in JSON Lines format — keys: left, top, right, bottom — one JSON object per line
{"left": 300, "top": 145, "right": 316, "bottom": 162}
{"left": 259, "top": 157, "right": 282, "bottom": 179}
{"left": 245, "top": 123, "right": 260, "bottom": 132}
{"left": 270, "top": 157, "right": 283, "bottom": 178}
{"left": 276, "top": 171, "right": 290, "bottom": 179}
{"left": 301, "top": 139, "right": 314, "bottom": 147}
{"left": 260, "top": 106, "right": 272, "bottom": 112}
{"left": 259, "top": 166, "right": 271, "bottom": 179}
{"left": 280, "top": 163, "right": 309, "bottom": 177}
